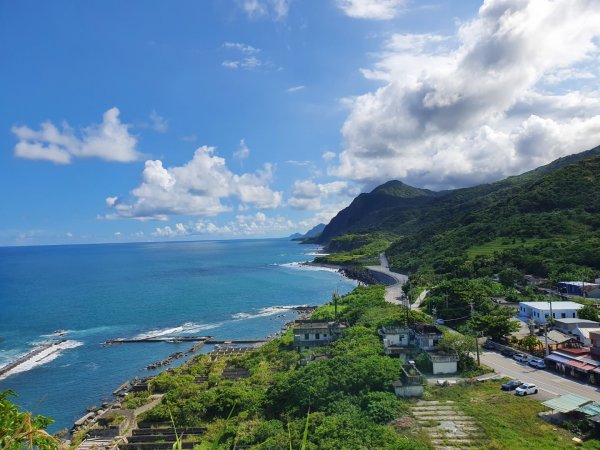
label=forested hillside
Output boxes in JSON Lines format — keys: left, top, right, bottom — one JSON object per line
{"left": 316, "top": 146, "right": 600, "bottom": 279}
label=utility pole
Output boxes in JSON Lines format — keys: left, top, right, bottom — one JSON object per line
{"left": 475, "top": 332, "right": 481, "bottom": 366}
{"left": 332, "top": 289, "right": 339, "bottom": 323}
{"left": 544, "top": 323, "right": 550, "bottom": 356}
{"left": 469, "top": 302, "right": 480, "bottom": 366}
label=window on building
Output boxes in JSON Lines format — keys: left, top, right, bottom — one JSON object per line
{"left": 304, "top": 333, "right": 309, "bottom": 340}
{"left": 561, "top": 313, "right": 566, "bottom": 319}
{"left": 573, "top": 313, "right": 576, "bottom": 318}
{"left": 553, "top": 313, "right": 556, "bottom": 318}
{"left": 315, "top": 333, "right": 320, "bottom": 340}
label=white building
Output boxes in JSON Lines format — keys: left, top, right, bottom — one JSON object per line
{"left": 379, "top": 326, "right": 411, "bottom": 356}
{"left": 519, "top": 301, "right": 583, "bottom": 325}
{"left": 554, "top": 318, "right": 600, "bottom": 346}
{"left": 429, "top": 353, "right": 459, "bottom": 375}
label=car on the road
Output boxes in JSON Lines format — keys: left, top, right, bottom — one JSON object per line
{"left": 515, "top": 383, "right": 538, "bottom": 396}
{"left": 512, "top": 353, "right": 529, "bottom": 363}
{"left": 528, "top": 358, "right": 546, "bottom": 369}
{"left": 501, "top": 347, "right": 515, "bottom": 357}
{"left": 501, "top": 379, "right": 523, "bottom": 391}
{"left": 483, "top": 340, "right": 495, "bottom": 350}
{"left": 435, "top": 319, "right": 445, "bottom": 326}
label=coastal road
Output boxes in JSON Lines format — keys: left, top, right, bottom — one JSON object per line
{"left": 481, "top": 350, "right": 600, "bottom": 403}
{"left": 366, "top": 253, "right": 407, "bottom": 305}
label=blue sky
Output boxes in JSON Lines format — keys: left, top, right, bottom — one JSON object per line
{"left": 2, "top": 0, "right": 600, "bottom": 246}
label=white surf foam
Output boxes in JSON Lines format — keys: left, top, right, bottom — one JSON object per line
{"left": 0, "top": 340, "right": 83, "bottom": 380}
{"left": 279, "top": 262, "right": 340, "bottom": 274}
{"left": 133, "top": 322, "right": 221, "bottom": 339}
{"left": 232, "top": 305, "right": 305, "bottom": 320}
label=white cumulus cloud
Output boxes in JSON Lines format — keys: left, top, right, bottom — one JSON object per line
{"left": 331, "top": 0, "right": 600, "bottom": 190}
{"left": 240, "top": 0, "right": 291, "bottom": 20}
{"left": 13, "top": 107, "right": 139, "bottom": 164}
{"left": 151, "top": 213, "right": 295, "bottom": 239}
{"left": 336, "top": 0, "right": 407, "bottom": 20}
{"left": 106, "top": 146, "right": 283, "bottom": 220}
{"left": 288, "top": 179, "right": 358, "bottom": 211}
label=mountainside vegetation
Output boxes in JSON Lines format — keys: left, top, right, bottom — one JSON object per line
{"left": 316, "top": 146, "right": 600, "bottom": 282}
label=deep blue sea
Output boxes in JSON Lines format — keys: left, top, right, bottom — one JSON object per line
{"left": 0, "top": 239, "right": 356, "bottom": 432}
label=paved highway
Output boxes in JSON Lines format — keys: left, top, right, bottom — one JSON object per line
{"left": 481, "top": 350, "right": 600, "bottom": 403}
{"left": 366, "top": 253, "right": 407, "bottom": 305}
{"left": 366, "top": 253, "right": 430, "bottom": 311}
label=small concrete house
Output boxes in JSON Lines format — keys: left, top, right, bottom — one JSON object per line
{"left": 293, "top": 320, "right": 346, "bottom": 351}
{"left": 413, "top": 323, "right": 443, "bottom": 350}
{"left": 392, "top": 361, "right": 425, "bottom": 398}
{"left": 554, "top": 318, "right": 600, "bottom": 346}
{"left": 429, "top": 353, "right": 459, "bottom": 375}
{"left": 379, "top": 326, "right": 411, "bottom": 355}
{"left": 519, "top": 301, "right": 583, "bottom": 325}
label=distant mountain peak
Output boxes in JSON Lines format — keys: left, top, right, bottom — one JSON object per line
{"left": 289, "top": 223, "right": 326, "bottom": 240}
{"left": 371, "top": 180, "right": 434, "bottom": 198}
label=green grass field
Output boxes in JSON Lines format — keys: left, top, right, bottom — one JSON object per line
{"left": 466, "top": 238, "right": 550, "bottom": 258}
{"left": 428, "top": 380, "right": 600, "bottom": 449}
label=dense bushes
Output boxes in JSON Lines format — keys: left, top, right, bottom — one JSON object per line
{"left": 137, "top": 285, "right": 429, "bottom": 449}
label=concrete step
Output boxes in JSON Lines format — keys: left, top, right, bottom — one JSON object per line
{"left": 415, "top": 400, "right": 455, "bottom": 406}
{"left": 414, "top": 415, "right": 471, "bottom": 421}
{"left": 410, "top": 406, "right": 455, "bottom": 411}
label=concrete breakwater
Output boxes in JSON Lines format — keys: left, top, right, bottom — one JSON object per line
{"left": 0, "top": 340, "right": 66, "bottom": 378}
{"left": 104, "top": 336, "right": 211, "bottom": 345}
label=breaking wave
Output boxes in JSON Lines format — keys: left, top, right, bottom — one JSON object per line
{"left": 232, "top": 305, "right": 305, "bottom": 320}
{"left": 278, "top": 262, "right": 340, "bottom": 274}
{"left": 0, "top": 340, "right": 83, "bottom": 380}
{"left": 133, "top": 322, "right": 222, "bottom": 339}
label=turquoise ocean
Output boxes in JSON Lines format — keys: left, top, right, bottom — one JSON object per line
{"left": 0, "top": 239, "right": 356, "bottom": 432}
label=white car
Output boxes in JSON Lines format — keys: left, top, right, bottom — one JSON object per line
{"left": 528, "top": 358, "right": 546, "bottom": 369}
{"left": 512, "top": 353, "right": 529, "bottom": 363}
{"left": 515, "top": 383, "right": 538, "bottom": 396}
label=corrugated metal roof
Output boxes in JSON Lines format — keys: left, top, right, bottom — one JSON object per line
{"left": 564, "top": 360, "right": 596, "bottom": 371}
{"left": 577, "top": 402, "right": 600, "bottom": 416}
{"left": 545, "top": 353, "right": 572, "bottom": 364}
{"left": 542, "top": 394, "right": 592, "bottom": 413}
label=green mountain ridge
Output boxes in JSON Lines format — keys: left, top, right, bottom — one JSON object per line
{"left": 318, "top": 145, "right": 600, "bottom": 275}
